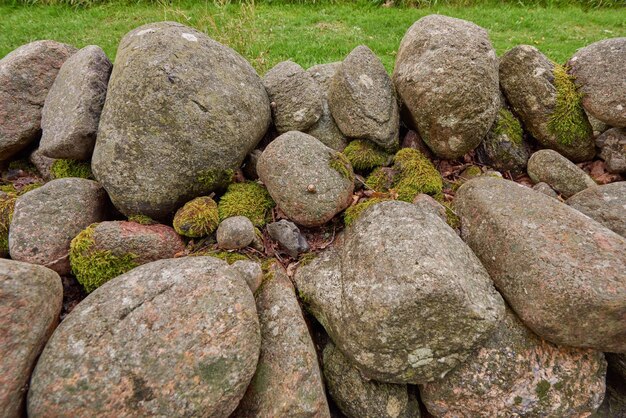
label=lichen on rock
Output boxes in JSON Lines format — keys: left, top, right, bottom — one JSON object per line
{"left": 218, "top": 181, "right": 275, "bottom": 227}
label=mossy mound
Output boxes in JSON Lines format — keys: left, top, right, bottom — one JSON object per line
{"left": 344, "top": 198, "right": 390, "bottom": 227}
{"left": 173, "top": 196, "right": 219, "bottom": 238}
{"left": 548, "top": 64, "right": 592, "bottom": 146}
{"left": 218, "top": 181, "right": 275, "bottom": 227}
{"left": 0, "top": 192, "right": 17, "bottom": 255}
{"left": 342, "top": 140, "right": 389, "bottom": 172}
{"left": 50, "top": 159, "right": 94, "bottom": 179}
{"left": 127, "top": 214, "right": 157, "bottom": 225}
{"left": 493, "top": 108, "right": 524, "bottom": 145}
{"left": 197, "top": 168, "right": 234, "bottom": 190}
{"left": 328, "top": 151, "right": 355, "bottom": 182}
{"left": 69, "top": 223, "right": 138, "bottom": 293}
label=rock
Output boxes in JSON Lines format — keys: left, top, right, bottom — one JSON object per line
{"left": 567, "top": 38, "right": 626, "bottom": 128}
{"left": 242, "top": 149, "right": 263, "bottom": 180}
{"left": 233, "top": 263, "right": 330, "bottom": 417}
{"left": 28, "top": 148, "right": 56, "bottom": 180}
{"left": 566, "top": 182, "right": 626, "bottom": 237}
{"left": 257, "top": 131, "right": 354, "bottom": 227}
{"left": 596, "top": 128, "right": 626, "bottom": 174}
{"left": 263, "top": 61, "right": 323, "bottom": 133}
{"left": 323, "top": 342, "right": 421, "bottom": 418}
{"left": 455, "top": 177, "right": 626, "bottom": 352}
{"left": 329, "top": 45, "right": 399, "bottom": 152}
{"left": 305, "top": 62, "right": 348, "bottom": 151}
{"left": 9, "top": 178, "right": 110, "bottom": 275}
{"left": 216, "top": 216, "right": 256, "bottom": 250}
{"left": 412, "top": 193, "right": 447, "bottom": 223}
{"left": 420, "top": 307, "right": 606, "bottom": 418}
{"left": 532, "top": 182, "right": 559, "bottom": 199}
{"left": 587, "top": 112, "right": 609, "bottom": 137}
{"left": 92, "top": 22, "right": 270, "bottom": 221}
{"left": 27, "top": 256, "right": 260, "bottom": 417}
{"left": 393, "top": 15, "right": 499, "bottom": 159}
{"left": 39, "top": 45, "right": 112, "bottom": 160}
{"left": 294, "top": 200, "right": 505, "bottom": 384}
{"left": 70, "top": 221, "right": 185, "bottom": 292}
{"left": 0, "top": 259, "right": 62, "bottom": 418}
{"left": 527, "top": 149, "right": 596, "bottom": 198}
{"left": 0, "top": 41, "right": 76, "bottom": 161}
{"left": 499, "top": 45, "right": 595, "bottom": 162}
{"left": 231, "top": 260, "right": 263, "bottom": 293}
{"left": 267, "top": 219, "right": 310, "bottom": 257}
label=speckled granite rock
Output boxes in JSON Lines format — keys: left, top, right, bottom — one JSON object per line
{"left": 532, "top": 182, "right": 559, "bottom": 199}
{"left": 566, "top": 182, "right": 626, "bottom": 237}
{"left": 527, "top": 149, "right": 596, "bottom": 198}
{"left": 596, "top": 128, "right": 626, "bottom": 174}
{"left": 217, "top": 216, "right": 256, "bottom": 250}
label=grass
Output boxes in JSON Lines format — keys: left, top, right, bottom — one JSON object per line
{"left": 0, "top": 1, "right": 624, "bottom": 74}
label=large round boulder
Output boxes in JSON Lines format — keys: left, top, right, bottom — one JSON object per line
{"left": 294, "top": 200, "right": 505, "bottom": 384}
{"left": 393, "top": 15, "right": 499, "bottom": 159}
{"left": 0, "top": 40, "right": 76, "bottom": 160}
{"left": 455, "top": 177, "right": 626, "bottom": 352}
{"left": 27, "top": 256, "right": 261, "bottom": 417}
{"left": 92, "top": 22, "right": 270, "bottom": 221}
{"left": 566, "top": 182, "right": 626, "bottom": 237}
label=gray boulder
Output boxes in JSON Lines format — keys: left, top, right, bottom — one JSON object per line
{"left": 499, "top": 45, "right": 595, "bottom": 162}
{"left": 231, "top": 260, "right": 263, "bottom": 293}
{"left": 40, "top": 45, "right": 112, "bottom": 160}
{"left": 527, "top": 149, "right": 596, "bottom": 198}
{"left": 27, "top": 257, "right": 260, "bottom": 417}
{"left": 596, "top": 128, "right": 626, "bottom": 174}
{"left": 393, "top": 15, "right": 499, "bottom": 159}
{"left": 567, "top": 38, "right": 626, "bottom": 128}
{"left": 420, "top": 307, "right": 607, "bottom": 418}
{"left": 0, "top": 41, "right": 76, "bottom": 160}
{"left": 532, "top": 182, "right": 559, "bottom": 199}
{"left": 92, "top": 22, "right": 270, "bottom": 221}
{"left": 28, "top": 148, "right": 56, "bottom": 180}
{"left": 9, "top": 178, "right": 110, "bottom": 275}
{"left": 455, "top": 177, "right": 626, "bottom": 352}
{"left": 329, "top": 45, "right": 399, "bottom": 152}
{"left": 0, "top": 259, "right": 62, "bottom": 418}
{"left": 567, "top": 182, "right": 626, "bottom": 237}
{"left": 216, "top": 216, "right": 256, "bottom": 250}
{"left": 257, "top": 131, "right": 354, "bottom": 227}
{"left": 294, "top": 200, "right": 505, "bottom": 384}
{"left": 267, "top": 219, "right": 309, "bottom": 257}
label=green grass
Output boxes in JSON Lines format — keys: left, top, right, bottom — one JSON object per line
{"left": 1, "top": 1, "right": 624, "bottom": 74}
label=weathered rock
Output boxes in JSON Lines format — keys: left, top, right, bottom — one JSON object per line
{"left": 329, "top": 45, "right": 399, "bottom": 152}
{"left": 420, "top": 307, "right": 607, "bottom": 418}
{"left": 9, "top": 178, "right": 110, "bottom": 275}
{"left": 532, "top": 182, "right": 559, "bottom": 199}
{"left": 28, "top": 148, "right": 56, "bottom": 180}
{"left": 0, "top": 259, "right": 62, "bottom": 418}
{"left": 455, "top": 177, "right": 626, "bottom": 352}
{"left": 242, "top": 149, "right": 263, "bottom": 180}
{"left": 323, "top": 342, "right": 421, "bottom": 418}
{"left": 92, "top": 22, "right": 270, "bottom": 221}
{"left": 305, "top": 62, "right": 348, "bottom": 151}
{"left": 294, "top": 200, "right": 505, "bottom": 384}
{"left": 27, "top": 256, "right": 260, "bottom": 417}
{"left": 217, "top": 216, "right": 256, "bottom": 250}
{"left": 393, "top": 15, "right": 499, "bottom": 159}
{"left": 267, "top": 219, "right": 310, "bottom": 257}
{"left": 566, "top": 182, "right": 626, "bottom": 237}
{"left": 257, "top": 131, "right": 354, "bottom": 227}
{"left": 527, "top": 149, "right": 596, "bottom": 198}
{"left": 0, "top": 41, "right": 76, "bottom": 160}
{"left": 263, "top": 61, "right": 323, "bottom": 133}
{"left": 231, "top": 260, "right": 263, "bottom": 293}
{"left": 567, "top": 38, "right": 626, "bottom": 128}
{"left": 233, "top": 263, "right": 330, "bottom": 417}
{"left": 596, "top": 128, "right": 626, "bottom": 174}
{"left": 587, "top": 112, "right": 609, "bottom": 137}
{"left": 499, "top": 45, "right": 595, "bottom": 162}
{"left": 39, "top": 45, "right": 112, "bottom": 160}
{"left": 412, "top": 193, "right": 447, "bottom": 223}
{"left": 476, "top": 106, "right": 529, "bottom": 174}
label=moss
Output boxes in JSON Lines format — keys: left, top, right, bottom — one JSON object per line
{"left": 0, "top": 184, "right": 17, "bottom": 194}
{"left": 218, "top": 181, "right": 275, "bottom": 227}
{"left": 459, "top": 165, "right": 483, "bottom": 180}
{"left": 493, "top": 108, "right": 524, "bottom": 145}
{"left": 342, "top": 140, "right": 389, "bottom": 172}
{"left": 514, "top": 396, "right": 523, "bottom": 405}
{"left": 298, "top": 252, "right": 317, "bottom": 267}
{"left": 547, "top": 63, "right": 592, "bottom": 146}
{"left": 51, "top": 159, "right": 94, "bottom": 179}
{"left": 442, "top": 201, "right": 461, "bottom": 229}
{"left": 392, "top": 148, "right": 443, "bottom": 202}
{"left": 0, "top": 192, "right": 17, "bottom": 255}
{"left": 8, "top": 159, "right": 37, "bottom": 173}
{"left": 127, "top": 214, "right": 157, "bottom": 225}
{"left": 197, "top": 168, "right": 234, "bottom": 190}
{"left": 204, "top": 250, "right": 249, "bottom": 264}
{"left": 365, "top": 167, "right": 391, "bottom": 192}
{"left": 535, "top": 379, "right": 551, "bottom": 400}
{"left": 328, "top": 151, "right": 355, "bottom": 182}
{"left": 173, "top": 196, "right": 219, "bottom": 238}
{"left": 344, "top": 198, "right": 389, "bottom": 227}
{"left": 69, "top": 223, "right": 139, "bottom": 293}
{"left": 19, "top": 183, "right": 42, "bottom": 193}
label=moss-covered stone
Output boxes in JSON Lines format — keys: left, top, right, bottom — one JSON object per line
{"left": 328, "top": 151, "right": 355, "bottom": 182}
{"left": 50, "top": 159, "right": 94, "bottom": 179}
{"left": 127, "top": 214, "right": 157, "bottom": 225}
{"left": 494, "top": 108, "right": 524, "bottom": 145}
{"left": 192, "top": 250, "right": 250, "bottom": 265}
{"left": 344, "top": 198, "right": 389, "bottom": 227}
{"left": 218, "top": 181, "right": 275, "bottom": 227}
{"left": 342, "top": 140, "right": 389, "bottom": 172}
{"left": 0, "top": 192, "right": 17, "bottom": 256}
{"left": 393, "top": 148, "right": 443, "bottom": 202}
{"left": 173, "top": 196, "right": 219, "bottom": 238}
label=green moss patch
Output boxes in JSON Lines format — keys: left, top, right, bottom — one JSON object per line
{"left": 51, "top": 159, "right": 94, "bottom": 179}
{"left": 218, "top": 181, "right": 275, "bottom": 227}
{"left": 197, "top": 168, "right": 234, "bottom": 190}
{"left": 0, "top": 192, "right": 17, "bottom": 254}
{"left": 173, "top": 196, "right": 219, "bottom": 238}
{"left": 342, "top": 140, "right": 389, "bottom": 172}
{"left": 127, "top": 214, "right": 157, "bottom": 225}
{"left": 193, "top": 250, "right": 250, "bottom": 264}
{"left": 328, "top": 151, "right": 355, "bottom": 182}
{"left": 494, "top": 108, "right": 524, "bottom": 145}
{"left": 392, "top": 148, "right": 443, "bottom": 202}
{"left": 344, "top": 198, "right": 389, "bottom": 227}
{"left": 535, "top": 379, "right": 551, "bottom": 400}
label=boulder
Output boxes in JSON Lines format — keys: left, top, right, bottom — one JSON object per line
{"left": 596, "top": 128, "right": 626, "bottom": 174}
{"left": 567, "top": 38, "right": 626, "bottom": 128}
{"left": 0, "top": 41, "right": 76, "bottom": 160}
{"left": 216, "top": 216, "right": 256, "bottom": 250}
{"left": 27, "top": 257, "right": 260, "bottom": 417}
{"left": 476, "top": 106, "right": 529, "bottom": 174}
{"left": 294, "top": 200, "right": 505, "bottom": 384}
{"left": 593, "top": 367, "right": 626, "bottom": 418}
{"left": 455, "top": 177, "right": 626, "bottom": 352}
{"left": 393, "top": 15, "right": 499, "bottom": 159}
{"left": 257, "top": 131, "right": 354, "bottom": 227}
{"left": 267, "top": 219, "right": 310, "bottom": 257}
{"left": 0, "top": 259, "right": 62, "bottom": 418}
{"left": 499, "top": 45, "right": 595, "bottom": 162}
{"left": 329, "top": 45, "right": 399, "bottom": 152}
{"left": 323, "top": 342, "right": 421, "bottom": 418}
{"left": 420, "top": 307, "right": 606, "bottom": 418}
{"left": 532, "top": 182, "right": 559, "bottom": 199}
{"left": 233, "top": 263, "right": 330, "bottom": 417}
{"left": 566, "top": 182, "right": 626, "bottom": 237}
{"left": 28, "top": 148, "right": 56, "bottom": 181}
{"left": 527, "top": 149, "right": 596, "bottom": 198}
{"left": 9, "top": 178, "right": 110, "bottom": 275}
{"left": 231, "top": 260, "right": 263, "bottom": 293}
{"left": 92, "top": 22, "right": 270, "bottom": 221}
{"left": 263, "top": 61, "right": 323, "bottom": 133}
